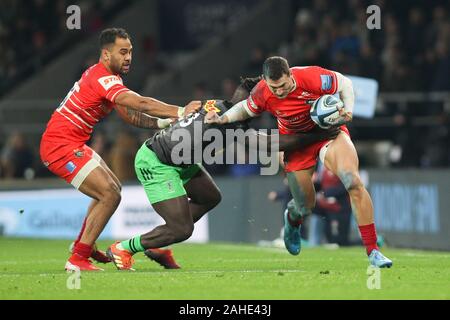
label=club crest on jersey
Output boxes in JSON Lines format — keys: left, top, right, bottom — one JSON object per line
{"left": 167, "top": 180, "right": 174, "bottom": 193}
{"left": 275, "top": 110, "right": 286, "bottom": 117}
{"left": 65, "top": 161, "right": 77, "bottom": 174}
{"left": 203, "top": 100, "right": 220, "bottom": 113}
{"left": 74, "top": 149, "right": 84, "bottom": 158}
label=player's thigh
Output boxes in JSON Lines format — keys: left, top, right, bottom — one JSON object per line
{"left": 79, "top": 146, "right": 121, "bottom": 195}
{"left": 323, "top": 131, "right": 359, "bottom": 176}
{"left": 135, "top": 144, "right": 188, "bottom": 205}
{"left": 184, "top": 166, "right": 221, "bottom": 205}
{"left": 286, "top": 166, "right": 316, "bottom": 208}
{"left": 78, "top": 165, "right": 121, "bottom": 201}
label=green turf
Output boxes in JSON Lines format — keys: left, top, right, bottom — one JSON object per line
{"left": 0, "top": 238, "right": 449, "bottom": 299}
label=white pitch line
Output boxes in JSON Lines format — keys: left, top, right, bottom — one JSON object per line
{"left": 0, "top": 259, "right": 63, "bottom": 265}
{"left": 0, "top": 269, "right": 305, "bottom": 278}
{"left": 0, "top": 257, "right": 298, "bottom": 265}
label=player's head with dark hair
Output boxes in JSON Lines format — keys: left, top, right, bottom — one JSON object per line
{"left": 99, "top": 28, "right": 133, "bottom": 75}
{"left": 262, "top": 56, "right": 294, "bottom": 99}
{"left": 263, "top": 56, "right": 290, "bottom": 81}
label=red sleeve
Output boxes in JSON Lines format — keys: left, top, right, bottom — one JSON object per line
{"left": 246, "top": 80, "right": 267, "bottom": 114}
{"left": 92, "top": 74, "right": 130, "bottom": 103}
{"left": 293, "top": 66, "right": 338, "bottom": 95}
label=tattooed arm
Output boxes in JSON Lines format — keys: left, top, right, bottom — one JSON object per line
{"left": 115, "top": 104, "right": 172, "bottom": 129}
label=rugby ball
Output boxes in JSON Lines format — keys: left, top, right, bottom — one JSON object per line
{"left": 310, "top": 95, "right": 343, "bottom": 128}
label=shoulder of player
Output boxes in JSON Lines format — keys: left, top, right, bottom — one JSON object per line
{"left": 88, "top": 64, "right": 124, "bottom": 90}
{"left": 291, "top": 66, "right": 336, "bottom": 77}
{"left": 291, "top": 66, "right": 337, "bottom": 91}
{"left": 250, "top": 79, "right": 271, "bottom": 102}
{"left": 290, "top": 65, "right": 318, "bottom": 77}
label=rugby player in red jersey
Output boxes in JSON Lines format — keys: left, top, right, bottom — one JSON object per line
{"left": 40, "top": 28, "right": 200, "bottom": 271}
{"left": 206, "top": 57, "right": 392, "bottom": 268}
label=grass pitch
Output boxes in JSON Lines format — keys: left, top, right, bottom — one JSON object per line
{"left": 0, "top": 238, "right": 449, "bottom": 300}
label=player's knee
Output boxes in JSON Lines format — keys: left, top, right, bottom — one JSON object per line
{"left": 194, "top": 187, "right": 221, "bottom": 209}
{"left": 101, "top": 183, "right": 121, "bottom": 206}
{"left": 172, "top": 223, "right": 194, "bottom": 242}
{"left": 210, "top": 190, "right": 222, "bottom": 208}
{"left": 338, "top": 170, "right": 364, "bottom": 193}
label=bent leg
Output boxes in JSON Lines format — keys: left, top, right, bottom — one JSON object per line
{"left": 283, "top": 167, "right": 315, "bottom": 255}
{"left": 286, "top": 167, "right": 316, "bottom": 221}
{"left": 75, "top": 160, "right": 121, "bottom": 241}
{"left": 184, "top": 167, "right": 222, "bottom": 222}
{"left": 141, "top": 196, "right": 194, "bottom": 248}
{"left": 323, "top": 132, "right": 392, "bottom": 266}
{"left": 73, "top": 159, "right": 120, "bottom": 262}
{"left": 323, "top": 132, "right": 373, "bottom": 225}
{"left": 78, "top": 165, "right": 121, "bottom": 245}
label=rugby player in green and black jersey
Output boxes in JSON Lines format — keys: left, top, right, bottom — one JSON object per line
{"left": 107, "top": 77, "right": 340, "bottom": 270}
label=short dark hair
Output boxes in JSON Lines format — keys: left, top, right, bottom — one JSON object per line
{"left": 99, "top": 28, "right": 130, "bottom": 49}
{"left": 262, "top": 56, "right": 290, "bottom": 80}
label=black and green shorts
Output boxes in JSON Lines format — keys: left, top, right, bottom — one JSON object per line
{"left": 134, "top": 143, "right": 201, "bottom": 204}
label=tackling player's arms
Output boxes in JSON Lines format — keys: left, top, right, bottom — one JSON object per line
{"left": 115, "top": 91, "right": 200, "bottom": 119}
{"left": 250, "top": 126, "right": 340, "bottom": 152}
{"left": 115, "top": 104, "right": 173, "bottom": 129}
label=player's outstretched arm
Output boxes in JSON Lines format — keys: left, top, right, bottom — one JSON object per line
{"left": 115, "top": 104, "right": 173, "bottom": 129}
{"left": 205, "top": 76, "right": 261, "bottom": 125}
{"left": 115, "top": 91, "right": 201, "bottom": 119}
{"left": 205, "top": 99, "right": 258, "bottom": 125}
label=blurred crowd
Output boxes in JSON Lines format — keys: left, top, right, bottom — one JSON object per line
{"left": 283, "top": 0, "right": 450, "bottom": 93}
{"left": 0, "top": 0, "right": 125, "bottom": 97}
{"left": 190, "top": 0, "right": 450, "bottom": 168}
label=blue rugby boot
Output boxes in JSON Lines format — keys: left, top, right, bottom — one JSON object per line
{"left": 368, "top": 249, "right": 393, "bottom": 268}
{"left": 283, "top": 200, "right": 302, "bottom": 255}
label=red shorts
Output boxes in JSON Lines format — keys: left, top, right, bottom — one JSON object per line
{"left": 284, "top": 126, "right": 350, "bottom": 172}
{"left": 40, "top": 139, "right": 101, "bottom": 189}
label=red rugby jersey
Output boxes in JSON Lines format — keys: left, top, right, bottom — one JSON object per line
{"left": 246, "top": 66, "right": 338, "bottom": 134}
{"left": 42, "top": 62, "right": 130, "bottom": 143}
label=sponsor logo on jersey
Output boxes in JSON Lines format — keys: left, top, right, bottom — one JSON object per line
{"left": 65, "top": 161, "right": 77, "bottom": 174}
{"left": 203, "top": 100, "right": 220, "bottom": 113}
{"left": 98, "top": 75, "right": 123, "bottom": 91}
{"left": 320, "top": 75, "right": 332, "bottom": 91}
{"left": 287, "top": 113, "right": 308, "bottom": 123}
{"left": 300, "top": 91, "right": 312, "bottom": 98}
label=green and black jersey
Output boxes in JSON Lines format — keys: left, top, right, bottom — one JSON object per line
{"left": 147, "top": 99, "right": 232, "bottom": 166}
